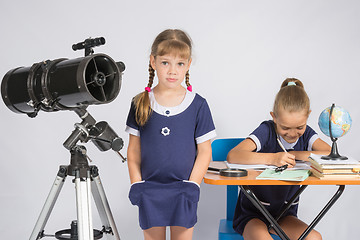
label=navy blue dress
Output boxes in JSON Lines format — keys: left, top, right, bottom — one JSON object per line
{"left": 233, "top": 120, "right": 319, "bottom": 234}
{"left": 126, "top": 90, "right": 216, "bottom": 230}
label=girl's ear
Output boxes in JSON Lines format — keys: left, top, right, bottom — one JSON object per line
{"left": 150, "top": 55, "right": 156, "bottom": 70}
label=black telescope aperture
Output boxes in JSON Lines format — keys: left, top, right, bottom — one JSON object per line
{"left": 1, "top": 53, "right": 124, "bottom": 117}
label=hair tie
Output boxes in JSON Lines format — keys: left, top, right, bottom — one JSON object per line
{"left": 287, "top": 82, "right": 296, "bottom": 86}
{"left": 145, "top": 87, "right": 151, "bottom": 92}
{"left": 187, "top": 85, "right": 192, "bottom": 92}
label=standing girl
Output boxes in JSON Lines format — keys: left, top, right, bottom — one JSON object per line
{"left": 227, "top": 78, "right": 330, "bottom": 240}
{"left": 126, "top": 29, "right": 216, "bottom": 240}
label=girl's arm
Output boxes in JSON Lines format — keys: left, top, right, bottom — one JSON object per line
{"left": 189, "top": 140, "right": 212, "bottom": 185}
{"left": 127, "top": 134, "right": 142, "bottom": 184}
{"left": 227, "top": 138, "right": 296, "bottom": 167}
{"left": 289, "top": 138, "right": 331, "bottom": 161}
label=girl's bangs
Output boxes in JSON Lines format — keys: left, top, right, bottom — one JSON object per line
{"left": 157, "top": 40, "right": 191, "bottom": 59}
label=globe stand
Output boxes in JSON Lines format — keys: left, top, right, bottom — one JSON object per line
{"left": 321, "top": 139, "right": 348, "bottom": 160}
{"left": 321, "top": 103, "right": 348, "bottom": 160}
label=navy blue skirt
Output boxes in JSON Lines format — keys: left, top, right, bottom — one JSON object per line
{"left": 129, "top": 180, "right": 200, "bottom": 230}
{"left": 233, "top": 185, "right": 299, "bottom": 235}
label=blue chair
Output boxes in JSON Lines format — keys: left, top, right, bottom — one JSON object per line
{"left": 211, "top": 138, "right": 281, "bottom": 240}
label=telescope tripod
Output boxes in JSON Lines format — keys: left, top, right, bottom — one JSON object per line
{"left": 30, "top": 145, "right": 120, "bottom": 240}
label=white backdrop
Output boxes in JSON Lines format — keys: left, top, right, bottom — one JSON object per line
{"left": 1, "top": 0, "right": 359, "bottom": 239}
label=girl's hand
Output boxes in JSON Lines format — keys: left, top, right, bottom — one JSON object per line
{"left": 274, "top": 152, "right": 296, "bottom": 167}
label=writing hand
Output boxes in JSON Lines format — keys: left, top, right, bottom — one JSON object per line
{"left": 275, "top": 152, "right": 296, "bottom": 168}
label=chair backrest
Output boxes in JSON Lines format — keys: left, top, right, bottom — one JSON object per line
{"left": 211, "top": 138, "right": 245, "bottom": 220}
{"left": 212, "top": 138, "right": 245, "bottom": 162}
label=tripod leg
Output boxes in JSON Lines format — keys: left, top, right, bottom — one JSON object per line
{"left": 30, "top": 167, "right": 67, "bottom": 240}
{"left": 91, "top": 166, "right": 121, "bottom": 240}
{"left": 75, "top": 170, "right": 94, "bottom": 240}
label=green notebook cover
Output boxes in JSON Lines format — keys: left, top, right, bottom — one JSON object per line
{"left": 256, "top": 169, "right": 310, "bottom": 181}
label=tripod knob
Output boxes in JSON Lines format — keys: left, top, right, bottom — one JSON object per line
{"left": 70, "top": 221, "right": 78, "bottom": 238}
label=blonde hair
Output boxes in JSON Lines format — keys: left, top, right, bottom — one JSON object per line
{"left": 273, "top": 78, "right": 310, "bottom": 117}
{"left": 134, "top": 29, "right": 192, "bottom": 126}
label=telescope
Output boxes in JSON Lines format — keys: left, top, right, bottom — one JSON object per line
{"left": 1, "top": 37, "right": 126, "bottom": 155}
{"left": 1, "top": 37, "right": 125, "bottom": 240}
{"left": 1, "top": 37, "right": 125, "bottom": 118}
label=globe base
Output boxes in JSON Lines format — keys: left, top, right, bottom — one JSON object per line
{"left": 321, "top": 155, "right": 348, "bottom": 160}
{"left": 321, "top": 140, "right": 348, "bottom": 160}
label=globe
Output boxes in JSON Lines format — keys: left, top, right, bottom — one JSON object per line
{"left": 318, "top": 105, "right": 352, "bottom": 139}
{"left": 318, "top": 104, "right": 352, "bottom": 160}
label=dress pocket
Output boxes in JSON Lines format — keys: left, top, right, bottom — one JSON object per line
{"left": 128, "top": 180, "right": 145, "bottom": 206}
{"left": 181, "top": 180, "right": 200, "bottom": 203}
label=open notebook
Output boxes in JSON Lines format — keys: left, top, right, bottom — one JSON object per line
{"left": 256, "top": 169, "right": 310, "bottom": 181}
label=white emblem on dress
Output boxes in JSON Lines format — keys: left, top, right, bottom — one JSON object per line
{"left": 161, "top": 127, "right": 170, "bottom": 136}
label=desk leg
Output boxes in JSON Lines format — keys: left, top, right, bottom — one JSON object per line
{"left": 240, "top": 185, "right": 290, "bottom": 240}
{"left": 241, "top": 185, "right": 345, "bottom": 240}
{"left": 298, "top": 185, "right": 345, "bottom": 240}
{"left": 276, "top": 185, "right": 308, "bottom": 222}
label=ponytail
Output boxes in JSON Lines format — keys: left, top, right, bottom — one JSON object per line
{"left": 280, "top": 78, "right": 304, "bottom": 89}
{"left": 273, "top": 78, "right": 310, "bottom": 117}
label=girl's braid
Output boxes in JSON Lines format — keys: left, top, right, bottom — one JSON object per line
{"left": 185, "top": 71, "right": 190, "bottom": 87}
{"left": 148, "top": 63, "right": 155, "bottom": 88}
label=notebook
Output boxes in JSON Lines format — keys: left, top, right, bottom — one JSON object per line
{"left": 256, "top": 169, "right": 310, "bottom": 181}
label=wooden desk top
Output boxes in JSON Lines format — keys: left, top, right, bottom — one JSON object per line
{"left": 205, "top": 162, "right": 360, "bottom": 186}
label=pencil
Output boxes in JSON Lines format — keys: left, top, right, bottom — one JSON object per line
{"left": 276, "top": 137, "right": 294, "bottom": 169}
{"left": 277, "top": 138, "right": 287, "bottom": 152}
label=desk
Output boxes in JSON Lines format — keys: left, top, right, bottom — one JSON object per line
{"left": 204, "top": 162, "right": 360, "bottom": 240}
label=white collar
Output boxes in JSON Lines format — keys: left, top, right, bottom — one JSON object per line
{"left": 149, "top": 89, "right": 196, "bottom": 117}
{"left": 278, "top": 135, "right": 298, "bottom": 150}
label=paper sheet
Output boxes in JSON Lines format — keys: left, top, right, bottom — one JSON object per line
{"left": 226, "top": 161, "right": 311, "bottom": 170}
